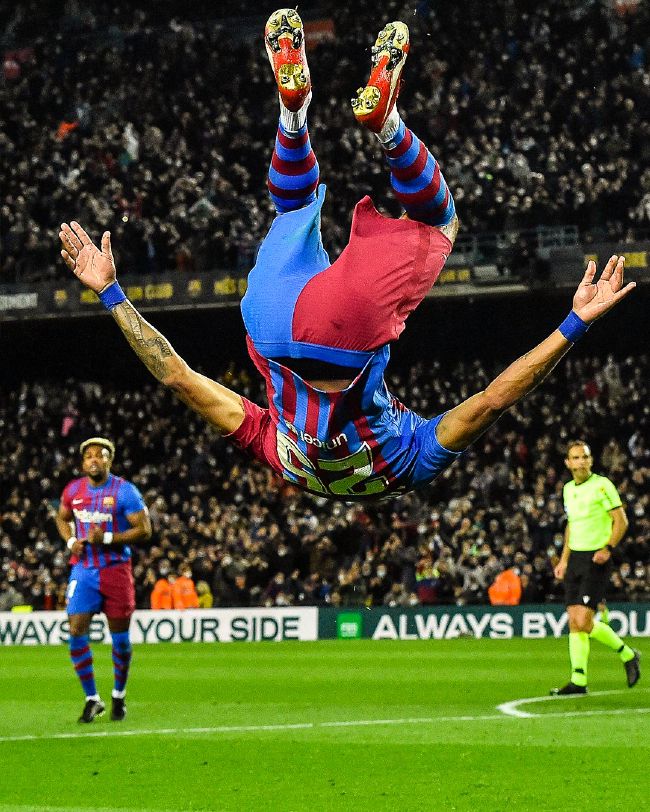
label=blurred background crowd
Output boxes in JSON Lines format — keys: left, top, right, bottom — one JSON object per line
{"left": 1, "top": 351, "right": 648, "bottom": 611}
{"left": 1, "top": 0, "right": 650, "bottom": 283}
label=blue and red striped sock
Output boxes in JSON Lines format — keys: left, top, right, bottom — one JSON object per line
{"left": 111, "top": 630, "right": 132, "bottom": 695}
{"left": 381, "top": 118, "right": 455, "bottom": 227}
{"left": 267, "top": 121, "right": 320, "bottom": 214}
{"left": 69, "top": 634, "right": 97, "bottom": 698}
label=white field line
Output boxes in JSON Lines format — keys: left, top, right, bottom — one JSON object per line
{"left": 497, "top": 687, "right": 650, "bottom": 718}
{"left": 0, "top": 808, "right": 175, "bottom": 812}
{"left": 1, "top": 697, "right": 649, "bottom": 744}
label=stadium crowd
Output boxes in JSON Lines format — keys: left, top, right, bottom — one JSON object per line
{"left": 2, "top": 0, "right": 650, "bottom": 283}
{"left": 1, "top": 351, "right": 648, "bottom": 611}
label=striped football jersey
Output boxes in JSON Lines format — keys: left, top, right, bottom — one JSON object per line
{"left": 61, "top": 474, "right": 146, "bottom": 567}
{"left": 230, "top": 339, "right": 462, "bottom": 500}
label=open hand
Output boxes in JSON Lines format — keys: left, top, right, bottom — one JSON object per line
{"left": 572, "top": 255, "right": 636, "bottom": 324}
{"left": 59, "top": 222, "right": 117, "bottom": 294}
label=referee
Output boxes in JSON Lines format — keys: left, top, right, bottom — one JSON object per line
{"left": 551, "top": 440, "right": 640, "bottom": 695}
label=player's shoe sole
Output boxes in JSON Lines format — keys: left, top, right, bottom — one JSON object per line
{"left": 625, "top": 649, "right": 641, "bottom": 688}
{"left": 351, "top": 21, "right": 409, "bottom": 133}
{"left": 265, "top": 8, "right": 311, "bottom": 112}
{"left": 550, "top": 682, "right": 587, "bottom": 696}
{"left": 78, "top": 697, "right": 106, "bottom": 723}
{"left": 111, "top": 696, "right": 127, "bottom": 721}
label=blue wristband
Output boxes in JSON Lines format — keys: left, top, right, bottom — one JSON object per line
{"left": 558, "top": 311, "right": 589, "bottom": 343}
{"left": 98, "top": 281, "right": 126, "bottom": 310}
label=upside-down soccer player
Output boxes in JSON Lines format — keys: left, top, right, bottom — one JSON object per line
{"left": 56, "top": 438, "right": 152, "bottom": 722}
{"left": 59, "top": 11, "right": 636, "bottom": 502}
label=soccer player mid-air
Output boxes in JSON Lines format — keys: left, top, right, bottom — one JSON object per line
{"left": 56, "top": 438, "right": 152, "bottom": 722}
{"left": 59, "top": 11, "right": 636, "bottom": 502}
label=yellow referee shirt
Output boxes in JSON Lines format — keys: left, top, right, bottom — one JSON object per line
{"left": 563, "top": 473, "right": 623, "bottom": 552}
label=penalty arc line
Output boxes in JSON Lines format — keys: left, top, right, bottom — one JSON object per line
{"left": 497, "top": 687, "right": 650, "bottom": 718}
{"left": 0, "top": 703, "right": 649, "bottom": 744}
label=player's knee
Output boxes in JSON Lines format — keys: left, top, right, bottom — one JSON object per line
{"left": 568, "top": 607, "right": 594, "bottom": 633}
{"left": 438, "top": 212, "right": 460, "bottom": 246}
{"left": 570, "top": 619, "right": 592, "bottom": 633}
{"left": 68, "top": 615, "right": 89, "bottom": 637}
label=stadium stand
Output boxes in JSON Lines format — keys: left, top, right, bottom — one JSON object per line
{"left": 1, "top": 353, "right": 648, "bottom": 610}
{"left": 1, "top": 0, "right": 650, "bottom": 282}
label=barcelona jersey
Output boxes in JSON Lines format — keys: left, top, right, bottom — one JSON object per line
{"left": 230, "top": 340, "right": 462, "bottom": 499}
{"left": 61, "top": 474, "right": 146, "bottom": 568}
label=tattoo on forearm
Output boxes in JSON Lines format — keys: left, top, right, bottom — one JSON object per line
{"left": 115, "top": 302, "right": 174, "bottom": 381}
{"left": 518, "top": 347, "right": 565, "bottom": 393}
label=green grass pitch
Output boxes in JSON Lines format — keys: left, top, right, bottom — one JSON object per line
{"left": 0, "top": 637, "right": 648, "bottom": 811}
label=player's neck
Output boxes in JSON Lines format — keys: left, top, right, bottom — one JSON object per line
{"left": 87, "top": 474, "right": 110, "bottom": 487}
{"left": 274, "top": 357, "right": 359, "bottom": 391}
{"left": 573, "top": 471, "right": 592, "bottom": 485}
{"left": 306, "top": 377, "right": 354, "bottom": 392}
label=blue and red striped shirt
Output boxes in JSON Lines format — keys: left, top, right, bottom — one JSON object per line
{"left": 230, "top": 340, "right": 462, "bottom": 500}
{"left": 61, "top": 474, "right": 145, "bottom": 568}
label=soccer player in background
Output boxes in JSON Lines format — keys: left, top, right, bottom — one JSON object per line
{"left": 58, "top": 12, "right": 636, "bottom": 501}
{"left": 551, "top": 441, "right": 640, "bottom": 695}
{"left": 56, "top": 438, "right": 152, "bottom": 722}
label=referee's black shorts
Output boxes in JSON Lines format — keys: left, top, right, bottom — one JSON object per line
{"left": 564, "top": 550, "right": 612, "bottom": 610}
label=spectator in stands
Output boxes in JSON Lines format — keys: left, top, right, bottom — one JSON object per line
{"left": 415, "top": 553, "right": 437, "bottom": 605}
{"left": 488, "top": 567, "right": 523, "bottom": 606}
{"left": 196, "top": 580, "right": 214, "bottom": 609}
{"left": 150, "top": 563, "right": 173, "bottom": 610}
{"left": 0, "top": 578, "right": 24, "bottom": 611}
{"left": 172, "top": 565, "right": 199, "bottom": 609}
{"left": 626, "top": 562, "right": 650, "bottom": 602}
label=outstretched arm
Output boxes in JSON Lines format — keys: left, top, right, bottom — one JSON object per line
{"left": 109, "top": 301, "right": 245, "bottom": 434}
{"left": 59, "top": 222, "right": 245, "bottom": 435}
{"left": 436, "top": 256, "right": 636, "bottom": 451}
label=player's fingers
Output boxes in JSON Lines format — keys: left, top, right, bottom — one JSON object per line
{"left": 581, "top": 260, "right": 597, "bottom": 285}
{"left": 612, "top": 280, "right": 636, "bottom": 302}
{"left": 599, "top": 254, "right": 618, "bottom": 282}
{"left": 60, "top": 249, "right": 76, "bottom": 270}
{"left": 59, "top": 230, "right": 79, "bottom": 257}
{"left": 60, "top": 222, "right": 84, "bottom": 252}
{"left": 70, "top": 220, "right": 92, "bottom": 246}
{"left": 101, "top": 230, "right": 113, "bottom": 259}
{"left": 610, "top": 255, "right": 625, "bottom": 290}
